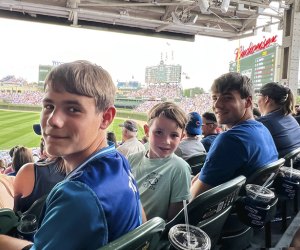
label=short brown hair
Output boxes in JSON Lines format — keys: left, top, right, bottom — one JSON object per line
{"left": 211, "top": 72, "right": 253, "bottom": 99}
{"left": 147, "top": 102, "right": 187, "bottom": 129}
{"left": 44, "top": 60, "right": 116, "bottom": 113}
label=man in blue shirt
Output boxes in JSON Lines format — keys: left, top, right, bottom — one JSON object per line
{"left": 191, "top": 72, "right": 278, "bottom": 199}
{"left": 0, "top": 61, "right": 142, "bottom": 249}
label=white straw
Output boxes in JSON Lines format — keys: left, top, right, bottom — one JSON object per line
{"left": 253, "top": 173, "right": 275, "bottom": 200}
{"left": 290, "top": 159, "right": 293, "bottom": 178}
{"left": 183, "top": 200, "right": 191, "bottom": 249}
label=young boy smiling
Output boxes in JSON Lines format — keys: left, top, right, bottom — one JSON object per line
{"left": 128, "top": 102, "right": 191, "bottom": 221}
{"left": 0, "top": 60, "right": 141, "bottom": 249}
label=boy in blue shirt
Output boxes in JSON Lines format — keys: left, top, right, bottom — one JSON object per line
{"left": 191, "top": 72, "right": 278, "bottom": 199}
{"left": 0, "top": 60, "right": 142, "bottom": 249}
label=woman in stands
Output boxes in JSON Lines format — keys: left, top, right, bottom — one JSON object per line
{"left": 257, "top": 82, "right": 300, "bottom": 159}
{"left": 14, "top": 139, "right": 65, "bottom": 212}
{"left": 8, "top": 146, "right": 34, "bottom": 176}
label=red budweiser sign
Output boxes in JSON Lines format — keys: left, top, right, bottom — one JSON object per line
{"left": 234, "top": 35, "right": 277, "bottom": 61}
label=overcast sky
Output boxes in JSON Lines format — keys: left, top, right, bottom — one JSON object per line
{"left": 0, "top": 17, "right": 282, "bottom": 91}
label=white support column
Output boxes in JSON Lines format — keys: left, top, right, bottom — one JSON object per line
{"left": 281, "top": 0, "right": 300, "bottom": 96}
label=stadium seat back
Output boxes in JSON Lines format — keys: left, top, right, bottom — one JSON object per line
{"left": 162, "top": 175, "right": 246, "bottom": 249}
{"left": 99, "top": 217, "right": 165, "bottom": 250}
{"left": 0, "top": 208, "right": 19, "bottom": 235}
{"left": 185, "top": 153, "right": 206, "bottom": 176}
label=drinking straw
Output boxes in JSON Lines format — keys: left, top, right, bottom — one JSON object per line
{"left": 253, "top": 172, "right": 275, "bottom": 200}
{"left": 290, "top": 159, "right": 293, "bottom": 178}
{"left": 183, "top": 200, "right": 191, "bottom": 249}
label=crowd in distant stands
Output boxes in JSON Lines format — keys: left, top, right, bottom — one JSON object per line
{"left": 0, "top": 91, "right": 43, "bottom": 105}
{"left": 125, "top": 84, "right": 182, "bottom": 99}
{"left": 134, "top": 94, "right": 212, "bottom": 114}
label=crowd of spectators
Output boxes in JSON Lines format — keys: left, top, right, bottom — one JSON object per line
{"left": 124, "top": 84, "right": 183, "bottom": 99}
{"left": 0, "top": 91, "right": 43, "bottom": 105}
{"left": 134, "top": 93, "right": 212, "bottom": 114}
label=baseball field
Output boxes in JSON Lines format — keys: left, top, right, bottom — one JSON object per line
{"left": 0, "top": 109, "right": 144, "bottom": 150}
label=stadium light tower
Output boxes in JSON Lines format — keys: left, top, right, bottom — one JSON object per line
{"left": 220, "top": 0, "right": 231, "bottom": 13}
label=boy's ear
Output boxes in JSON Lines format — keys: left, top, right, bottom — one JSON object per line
{"left": 144, "top": 124, "right": 149, "bottom": 137}
{"left": 100, "top": 106, "right": 116, "bottom": 129}
{"left": 245, "top": 96, "right": 253, "bottom": 109}
{"left": 180, "top": 131, "right": 185, "bottom": 140}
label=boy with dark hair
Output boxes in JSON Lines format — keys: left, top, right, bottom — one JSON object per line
{"left": 191, "top": 72, "right": 278, "bottom": 199}
{"left": 129, "top": 102, "right": 191, "bottom": 221}
{"left": 0, "top": 60, "right": 142, "bottom": 249}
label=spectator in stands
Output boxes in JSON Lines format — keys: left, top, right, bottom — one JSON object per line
{"left": 0, "top": 60, "right": 142, "bottom": 249}
{"left": 128, "top": 102, "right": 191, "bottom": 221}
{"left": 3, "top": 145, "right": 19, "bottom": 175}
{"left": 257, "top": 82, "right": 300, "bottom": 162}
{"left": 14, "top": 125, "right": 66, "bottom": 213}
{"left": 8, "top": 146, "right": 34, "bottom": 176}
{"left": 191, "top": 72, "right": 278, "bottom": 199}
{"left": 0, "top": 159, "right": 6, "bottom": 173}
{"left": 201, "top": 112, "right": 219, "bottom": 152}
{"left": 117, "top": 120, "right": 145, "bottom": 158}
{"left": 0, "top": 173, "right": 14, "bottom": 209}
{"left": 175, "top": 112, "right": 206, "bottom": 160}
{"left": 107, "top": 131, "right": 117, "bottom": 147}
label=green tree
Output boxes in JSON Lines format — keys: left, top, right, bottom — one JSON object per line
{"left": 183, "top": 87, "right": 205, "bottom": 97}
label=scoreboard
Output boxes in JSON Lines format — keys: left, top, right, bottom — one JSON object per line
{"left": 38, "top": 65, "right": 52, "bottom": 84}
{"left": 229, "top": 45, "right": 280, "bottom": 92}
{"left": 145, "top": 60, "right": 182, "bottom": 84}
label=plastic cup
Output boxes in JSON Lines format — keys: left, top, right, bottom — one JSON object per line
{"left": 279, "top": 166, "right": 300, "bottom": 181}
{"left": 168, "top": 224, "right": 211, "bottom": 250}
{"left": 17, "top": 214, "right": 37, "bottom": 241}
{"left": 245, "top": 184, "right": 275, "bottom": 204}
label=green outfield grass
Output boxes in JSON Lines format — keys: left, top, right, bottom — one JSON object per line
{"left": 0, "top": 110, "right": 144, "bottom": 150}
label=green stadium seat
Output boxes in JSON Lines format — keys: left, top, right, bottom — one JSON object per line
{"left": 0, "top": 208, "right": 19, "bottom": 235}
{"left": 99, "top": 217, "right": 165, "bottom": 250}
{"left": 221, "top": 158, "right": 285, "bottom": 249}
{"left": 185, "top": 153, "right": 206, "bottom": 176}
{"left": 159, "top": 175, "right": 246, "bottom": 249}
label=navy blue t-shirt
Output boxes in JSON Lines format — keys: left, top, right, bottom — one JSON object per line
{"left": 257, "top": 109, "right": 300, "bottom": 157}
{"left": 199, "top": 120, "right": 278, "bottom": 187}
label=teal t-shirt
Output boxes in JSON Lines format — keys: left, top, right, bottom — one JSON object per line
{"left": 128, "top": 151, "right": 191, "bottom": 220}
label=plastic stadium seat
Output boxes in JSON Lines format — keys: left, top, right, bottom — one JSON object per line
{"left": 159, "top": 175, "right": 246, "bottom": 249}
{"left": 283, "top": 147, "right": 300, "bottom": 168}
{"left": 99, "top": 217, "right": 165, "bottom": 250}
{"left": 221, "top": 158, "right": 285, "bottom": 249}
{"left": 185, "top": 153, "right": 206, "bottom": 176}
{"left": 0, "top": 208, "right": 19, "bottom": 235}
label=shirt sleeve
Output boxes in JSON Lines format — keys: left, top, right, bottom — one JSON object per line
{"left": 199, "top": 133, "right": 247, "bottom": 187}
{"left": 170, "top": 161, "right": 191, "bottom": 203}
{"left": 31, "top": 181, "right": 108, "bottom": 250}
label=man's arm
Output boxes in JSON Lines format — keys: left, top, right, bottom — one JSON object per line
{"left": 167, "top": 202, "right": 184, "bottom": 222}
{"left": 190, "top": 179, "right": 212, "bottom": 200}
{"left": 0, "top": 235, "right": 32, "bottom": 250}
